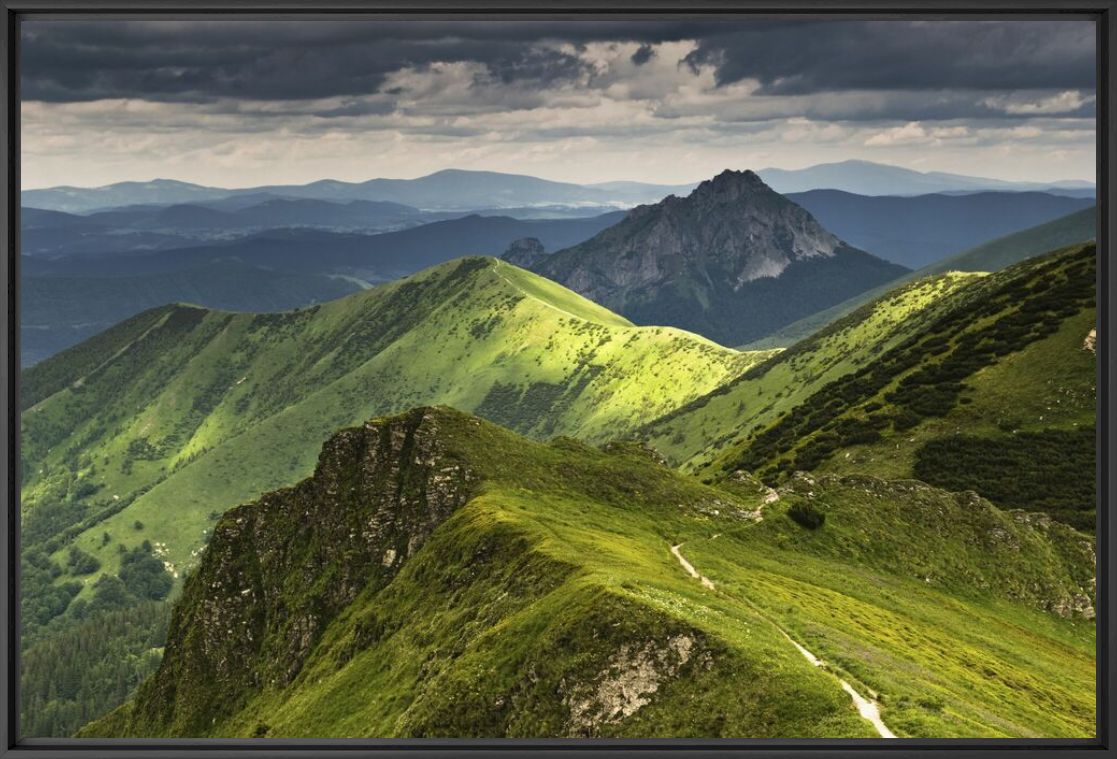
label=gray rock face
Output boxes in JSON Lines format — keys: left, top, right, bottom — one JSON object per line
{"left": 529, "top": 170, "right": 906, "bottom": 347}
{"left": 502, "top": 237, "right": 547, "bottom": 268}
{"left": 535, "top": 171, "right": 839, "bottom": 298}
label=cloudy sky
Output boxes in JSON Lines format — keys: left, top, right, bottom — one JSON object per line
{"left": 20, "top": 17, "right": 1097, "bottom": 189}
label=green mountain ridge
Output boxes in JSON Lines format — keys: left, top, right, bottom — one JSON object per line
{"left": 699, "top": 243, "right": 1097, "bottom": 531}
{"left": 747, "top": 205, "right": 1096, "bottom": 350}
{"left": 21, "top": 257, "right": 770, "bottom": 617}
{"left": 20, "top": 229, "right": 1099, "bottom": 740}
{"left": 641, "top": 270, "right": 983, "bottom": 468}
{"left": 82, "top": 407, "right": 1094, "bottom": 739}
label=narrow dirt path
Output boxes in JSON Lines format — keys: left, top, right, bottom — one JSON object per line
{"left": 670, "top": 544, "right": 716, "bottom": 589}
{"left": 669, "top": 542, "right": 896, "bottom": 739}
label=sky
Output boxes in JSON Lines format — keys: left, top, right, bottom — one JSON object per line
{"left": 19, "top": 17, "right": 1097, "bottom": 189}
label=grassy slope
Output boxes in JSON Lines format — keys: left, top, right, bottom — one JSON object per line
{"left": 22, "top": 257, "right": 768, "bottom": 592}
{"left": 84, "top": 408, "right": 1094, "bottom": 739}
{"left": 641, "top": 272, "right": 979, "bottom": 468}
{"left": 746, "top": 206, "right": 1097, "bottom": 350}
{"left": 706, "top": 244, "right": 1096, "bottom": 529}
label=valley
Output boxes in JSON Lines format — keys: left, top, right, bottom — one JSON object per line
{"left": 18, "top": 164, "right": 1099, "bottom": 741}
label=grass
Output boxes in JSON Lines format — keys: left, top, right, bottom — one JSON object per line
{"left": 641, "top": 271, "right": 979, "bottom": 468}
{"left": 27, "top": 238, "right": 1099, "bottom": 740}
{"left": 688, "top": 244, "right": 1095, "bottom": 523}
{"left": 21, "top": 257, "right": 768, "bottom": 611}
{"left": 745, "top": 205, "right": 1096, "bottom": 350}
{"left": 81, "top": 408, "right": 1094, "bottom": 739}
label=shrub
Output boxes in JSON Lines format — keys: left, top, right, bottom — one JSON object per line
{"left": 118, "top": 547, "right": 172, "bottom": 601}
{"left": 787, "top": 502, "right": 826, "bottom": 530}
{"left": 66, "top": 547, "right": 101, "bottom": 575}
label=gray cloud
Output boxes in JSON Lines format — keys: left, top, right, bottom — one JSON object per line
{"left": 682, "top": 20, "right": 1095, "bottom": 94}
{"left": 20, "top": 19, "right": 712, "bottom": 103}
{"left": 631, "top": 44, "right": 655, "bottom": 66}
{"left": 18, "top": 17, "right": 1097, "bottom": 189}
{"left": 22, "top": 18, "right": 1095, "bottom": 105}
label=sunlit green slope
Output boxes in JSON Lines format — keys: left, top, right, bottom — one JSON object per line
{"left": 21, "top": 257, "right": 769, "bottom": 595}
{"left": 705, "top": 243, "right": 1097, "bottom": 531}
{"left": 83, "top": 408, "right": 1094, "bottom": 739}
{"left": 641, "top": 271, "right": 980, "bottom": 468}
{"left": 747, "top": 205, "right": 1096, "bottom": 350}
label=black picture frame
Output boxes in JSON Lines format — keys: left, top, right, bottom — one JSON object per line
{"left": 1, "top": 2, "right": 1113, "bottom": 756}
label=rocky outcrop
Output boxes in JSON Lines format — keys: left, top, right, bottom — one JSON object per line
{"left": 530, "top": 170, "right": 907, "bottom": 346}
{"left": 563, "top": 635, "right": 701, "bottom": 736}
{"left": 1083, "top": 328, "right": 1096, "bottom": 353}
{"left": 122, "top": 407, "right": 478, "bottom": 735}
{"left": 502, "top": 237, "right": 547, "bottom": 268}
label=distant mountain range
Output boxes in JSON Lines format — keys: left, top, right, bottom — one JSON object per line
{"left": 22, "top": 170, "right": 696, "bottom": 215}
{"left": 21, "top": 211, "right": 625, "bottom": 365}
{"left": 759, "top": 159, "right": 1094, "bottom": 197}
{"left": 786, "top": 189, "right": 1094, "bottom": 268}
{"left": 21, "top": 165, "right": 1098, "bottom": 366}
{"left": 21, "top": 161, "right": 1092, "bottom": 214}
{"left": 25, "top": 212, "right": 626, "bottom": 279}
{"left": 522, "top": 170, "right": 908, "bottom": 346}
{"left": 23, "top": 187, "right": 1092, "bottom": 273}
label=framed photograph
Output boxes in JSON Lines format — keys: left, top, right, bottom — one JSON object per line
{"left": 1, "top": 1, "right": 1113, "bottom": 757}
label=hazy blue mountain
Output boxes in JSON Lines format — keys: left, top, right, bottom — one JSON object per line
{"left": 27, "top": 211, "right": 626, "bottom": 280}
{"left": 24, "top": 164, "right": 1093, "bottom": 216}
{"left": 921, "top": 205, "right": 1097, "bottom": 276}
{"left": 22, "top": 207, "right": 97, "bottom": 228}
{"left": 19, "top": 208, "right": 174, "bottom": 258}
{"left": 22, "top": 179, "right": 221, "bottom": 213}
{"left": 21, "top": 263, "right": 362, "bottom": 366}
{"left": 22, "top": 170, "right": 694, "bottom": 214}
{"left": 20, "top": 209, "right": 198, "bottom": 259}
{"left": 21, "top": 210, "right": 628, "bottom": 363}
{"left": 529, "top": 170, "right": 908, "bottom": 346}
{"left": 258, "top": 169, "right": 691, "bottom": 209}
{"left": 786, "top": 190, "right": 1094, "bottom": 268}
{"left": 86, "top": 198, "right": 432, "bottom": 233}
{"left": 760, "top": 159, "right": 1094, "bottom": 197}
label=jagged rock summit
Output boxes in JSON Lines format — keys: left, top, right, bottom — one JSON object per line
{"left": 529, "top": 169, "right": 908, "bottom": 346}
{"left": 634, "top": 169, "right": 843, "bottom": 283}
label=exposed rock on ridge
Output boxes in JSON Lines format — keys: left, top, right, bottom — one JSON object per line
{"left": 121, "top": 407, "right": 477, "bottom": 734}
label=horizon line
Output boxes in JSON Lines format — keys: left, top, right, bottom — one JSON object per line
{"left": 18, "top": 160, "right": 1098, "bottom": 194}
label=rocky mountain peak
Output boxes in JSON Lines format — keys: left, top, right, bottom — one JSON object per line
{"left": 527, "top": 168, "right": 906, "bottom": 346}
{"left": 690, "top": 168, "right": 768, "bottom": 199}
{"left": 567, "top": 167, "right": 843, "bottom": 275}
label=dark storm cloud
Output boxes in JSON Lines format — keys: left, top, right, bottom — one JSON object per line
{"left": 19, "top": 19, "right": 717, "bottom": 102}
{"left": 682, "top": 20, "right": 1096, "bottom": 94}
{"left": 21, "top": 17, "right": 1095, "bottom": 105}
